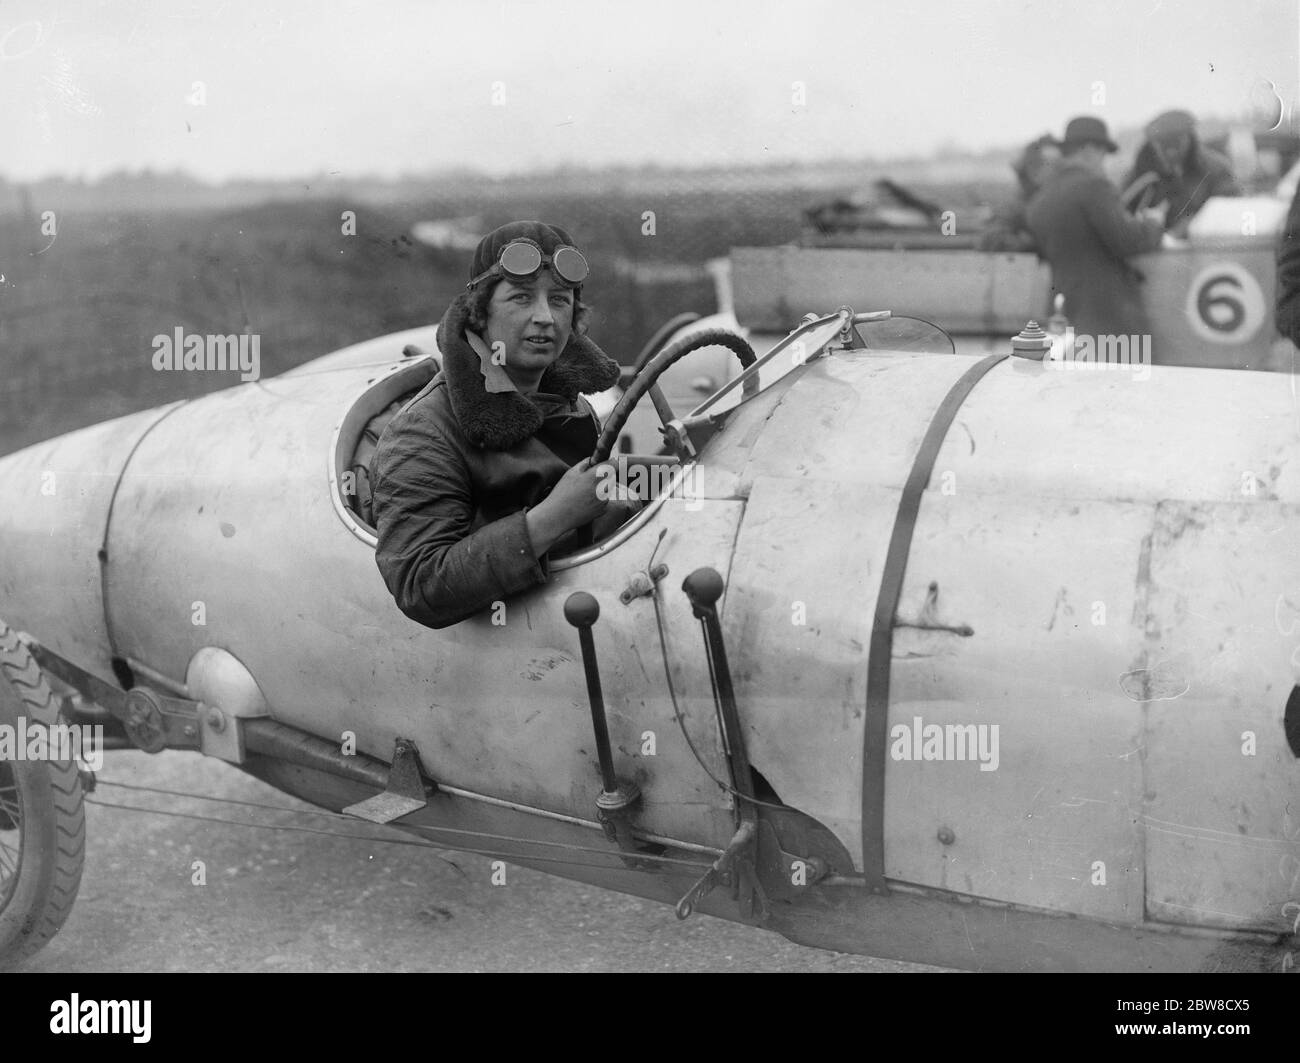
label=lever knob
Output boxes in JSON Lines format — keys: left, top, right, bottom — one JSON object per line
{"left": 564, "top": 591, "right": 600, "bottom": 628}
{"left": 682, "top": 567, "right": 724, "bottom": 609}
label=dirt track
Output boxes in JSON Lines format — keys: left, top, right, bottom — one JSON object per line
{"left": 18, "top": 750, "right": 945, "bottom": 973}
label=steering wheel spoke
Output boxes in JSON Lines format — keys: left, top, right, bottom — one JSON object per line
{"left": 645, "top": 383, "right": 695, "bottom": 461}
{"left": 593, "top": 328, "right": 758, "bottom": 465}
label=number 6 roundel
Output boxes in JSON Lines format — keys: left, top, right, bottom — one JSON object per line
{"left": 1184, "top": 261, "right": 1267, "bottom": 344}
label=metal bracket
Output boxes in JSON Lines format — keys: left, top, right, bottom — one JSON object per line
{"left": 835, "top": 305, "right": 869, "bottom": 350}
{"left": 342, "top": 738, "right": 430, "bottom": 824}
{"left": 648, "top": 380, "right": 698, "bottom": 461}
{"left": 659, "top": 418, "right": 697, "bottom": 460}
{"left": 122, "top": 687, "right": 201, "bottom": 753}
{"left": 619, "top": 563, "right": 669, "bottom": 604}
{"left": 675, "top": 818, "right": 766, "bottom": 922}
{"left": 595, "top": 781, "right": 641, "bottom": 846}
{"left": 754, "top": 820, "right": 829, "bottom": 901}
{"left": 29, "top": 644, "right": 207, "bottom": 756}
{"left": 595, "top": 781, "right": 664, "bottom": 870}
{"left": 675, "top": 815, "right": 838, "bottom": 918}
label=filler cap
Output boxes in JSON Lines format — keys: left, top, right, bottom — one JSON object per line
{"left": 1010, "top": 320, "right": 1052, "bottom": 359}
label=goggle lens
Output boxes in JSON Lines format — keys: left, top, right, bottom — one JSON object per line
{"left": 498, "top": 241, "right": 543, "bottom": 277}
{"left": 550, "top": 246, "right": 589, "bottom": 285}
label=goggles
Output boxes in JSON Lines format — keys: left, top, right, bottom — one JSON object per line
{"left": 467, "top": 238, "right": 590, "bottom": 290}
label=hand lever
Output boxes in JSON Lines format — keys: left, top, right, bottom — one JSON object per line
{"left": 564, "top": 592, "right": 641, "bottom": 850}
{"left": 681, "top": 569, "right": 755, "bottom": 802}
{"left": 678, "top": 569, "right": 766, "bottom": 923}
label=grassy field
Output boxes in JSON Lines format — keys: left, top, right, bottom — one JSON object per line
{"left": 0, "top": 178, "right": 1002, "bottom": 455}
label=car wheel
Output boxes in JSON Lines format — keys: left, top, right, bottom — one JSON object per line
{"left": 0, "top": 621, "right": 85, "bottom": 967}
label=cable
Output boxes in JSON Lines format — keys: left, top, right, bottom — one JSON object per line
{"left": 99, "top": 778, "right": 368, "bottom": 820}
{"left": 650, "top": 588, "right": 788, "bottom": 812}
{"left": 85, "top": 797, "right": 459, "bottom": 854}
{"left": 85, "top": 797, "right": 710, "bottom": 876}
{"left": 91, "top": 780, "right": 712, "bottom": 871}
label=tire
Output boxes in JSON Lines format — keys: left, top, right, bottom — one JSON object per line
{"left": 0, "top": 621, "right": 85, "bottom": 967}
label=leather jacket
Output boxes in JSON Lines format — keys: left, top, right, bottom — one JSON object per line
{"left": 371, "top": 291, "right": 622, "bottom": 629}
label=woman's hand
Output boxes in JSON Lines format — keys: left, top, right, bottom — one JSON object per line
{"left": 525, "top": 458, "right": 613, "bottom": 555}
{"left": 591, "top": 496, "right": 644, "bottom": 541}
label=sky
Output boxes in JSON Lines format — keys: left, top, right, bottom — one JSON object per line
{"left": 1, "top": 0, "right": 1297, "bottom": 181}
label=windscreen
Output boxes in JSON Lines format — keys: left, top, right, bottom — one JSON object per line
{"left": 689, "top": 314, "right": 957, "bottom": 417}
{"left": 852, "top": 315, "right": 955, "bottom": 354}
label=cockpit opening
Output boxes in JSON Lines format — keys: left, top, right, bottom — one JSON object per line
{"left": 331, "top": 353, "right": 689, "bottom": 551}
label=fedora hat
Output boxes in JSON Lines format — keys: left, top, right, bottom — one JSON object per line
{"left": 1059, "top": 115, "right": 1119, "bottom": 153}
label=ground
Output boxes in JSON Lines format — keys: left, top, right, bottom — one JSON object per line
{"left": 18, "top": 749, "right": 945, "bottom": 973}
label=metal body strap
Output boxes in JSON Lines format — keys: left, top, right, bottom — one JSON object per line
{"left": 861, "top": 353, "right": 1009, "bottom": 892}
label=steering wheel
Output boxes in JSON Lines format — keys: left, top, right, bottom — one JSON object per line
{"left": 593, "top": 328, "right": 759, "bottom": 464}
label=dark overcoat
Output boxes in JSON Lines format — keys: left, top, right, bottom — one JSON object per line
{"left": 1026, "top": 158, "right": 1165, "bottom": 338}
{"left": 1277, "top": 183, "right": 1300, "bottom": 347}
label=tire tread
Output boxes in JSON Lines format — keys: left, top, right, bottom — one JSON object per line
{"left": 0, "top": 620, "right": 86, "bottom": 967}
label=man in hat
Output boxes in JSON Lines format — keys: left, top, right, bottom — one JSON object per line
{"left": 1026, "top": 116, "right": 1166, "bottom": 339}
{"left": 370, "top": 221, "right": 637, "bottom": 629}
{"left": 1122, "top": 109, "right": 1240, "bottom": 235}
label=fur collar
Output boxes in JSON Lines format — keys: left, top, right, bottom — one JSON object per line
{"left": 435, "top": 290, "right": 621, "bottom": 450}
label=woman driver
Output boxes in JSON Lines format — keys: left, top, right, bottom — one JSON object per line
{"left": 371, "top": 221, "right": 638, "bottom": 629}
